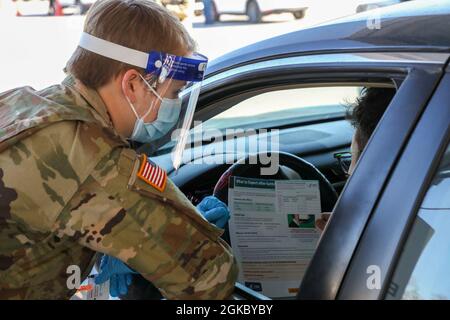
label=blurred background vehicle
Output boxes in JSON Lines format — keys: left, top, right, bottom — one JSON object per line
{"left": 355, "top": 0, "right": 409, "bottom": 13}
{"left": 7, "top": 0, "right": 409, "bottom": 18}
{"left": 157, "top": 0, "right": 192, "bottom": 21}
{"left": 10, "top": 0, "right": 94, "bottom": 16}
{"left": 12, "top": 0, "right": 48, "bottom": 16}
{"left": 194, "top": 0, "right": 203, "bottom": 16}
{"left": 200, "top": 0, "right": 310, "bottom": 24}
{"left": 0, "top": 0, "right": 417, "bottom": 92}
{"left": 56, "top": 0, "right": 96, "bottom": 15}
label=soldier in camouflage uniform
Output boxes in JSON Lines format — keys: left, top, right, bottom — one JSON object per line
{"left": 0, "top": 0, "right": 238, "bottom": 299}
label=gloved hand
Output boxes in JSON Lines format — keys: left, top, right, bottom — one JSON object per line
{"left": 196, "top": 195, "right": 230, "bottom": 229}
{"left": 95, "top": 254, "right": 137, "bottom": 297}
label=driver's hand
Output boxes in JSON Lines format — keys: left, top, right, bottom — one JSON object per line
{"left": 315, "top": 212, "right": 331, "bottom": 232}
{"left": 197, "top": 196, "right": 230, "bottom": 229}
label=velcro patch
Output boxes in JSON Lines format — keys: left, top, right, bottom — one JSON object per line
{"left": 137, "top": 154, "right": 167, "bottom": 192}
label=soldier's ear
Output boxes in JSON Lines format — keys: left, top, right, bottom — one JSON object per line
{"left": 121, "top": 69, "right": 142, "bottom": 103}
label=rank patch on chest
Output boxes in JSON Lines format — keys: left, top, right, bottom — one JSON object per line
{"left": 137, "top": 154, "right": 167, "bottom": 192}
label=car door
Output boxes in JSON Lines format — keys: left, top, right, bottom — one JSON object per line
{"left": 133, "top": 49, "right": 449, "bottom": 300}
{"left": 178, "top": 51, "right": 449, "bottom": 299}
{"left": 298, "top": 55, "right": 450, "bottom": 300}
{"left": 327, "top": 68, "right": 450, "bottom": 300}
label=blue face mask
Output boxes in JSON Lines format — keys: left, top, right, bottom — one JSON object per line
{"left": 130, "top": 97, "right": 182, "bottom": 143}
{"left": 126, "top": 74, "right": 182, "bottom": 144}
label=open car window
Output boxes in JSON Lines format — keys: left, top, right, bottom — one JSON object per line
{"left": 201, "top": 86, "right": 362, "bottom": 132}
{"left": 156, "top": 85, "right": 362, "bottom": 154}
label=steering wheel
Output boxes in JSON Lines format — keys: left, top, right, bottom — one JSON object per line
{"left": 213, "top": 151, "right": 338, "bottom": 244}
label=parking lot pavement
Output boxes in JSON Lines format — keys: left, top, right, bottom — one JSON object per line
{"left": 0, "top": 2, "right": 361, "bottom": 92}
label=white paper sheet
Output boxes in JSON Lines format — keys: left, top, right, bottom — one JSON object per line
{"left": 228, "top": 176, "right": 325, "bottom": 298}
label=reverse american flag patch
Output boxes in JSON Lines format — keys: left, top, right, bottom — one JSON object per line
{"left": 137, "top": 154, "right": 167, "bottom": 192}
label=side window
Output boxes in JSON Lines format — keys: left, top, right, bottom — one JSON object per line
{"left": 201, "top": 86, "right": 361, "bottom": 131}
{"left": 386, "top": 142, "right": 450, "bottom": 300}
{"left": 155, "top": 86, "right": 361, "bottom": 156}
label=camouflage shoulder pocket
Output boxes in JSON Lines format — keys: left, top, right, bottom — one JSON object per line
{"left": 121, "top": 151, "right": 224, "bottom": 242}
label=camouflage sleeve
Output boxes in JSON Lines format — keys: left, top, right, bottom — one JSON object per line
{"left": 56, "top": 147, "right": 238, "bottom": 299}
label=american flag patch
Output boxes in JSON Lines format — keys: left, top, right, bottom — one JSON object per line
{"left": 137, "top": 155, "right": 167, "bottom": 192}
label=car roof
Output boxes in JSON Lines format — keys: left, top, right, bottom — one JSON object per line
{"left": 206, "top": 0, "right": 450, "bottom": 77}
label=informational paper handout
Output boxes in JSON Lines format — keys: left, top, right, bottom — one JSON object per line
{"left": 228, "top": 176, "right": 325, "bottom": 298}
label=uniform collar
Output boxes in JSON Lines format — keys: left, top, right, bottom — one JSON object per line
{"left": 62, "top": 75, "right": 113, "bottom": 126}
{"left": 62, "top": 74, "right": 130, "bottom": 146}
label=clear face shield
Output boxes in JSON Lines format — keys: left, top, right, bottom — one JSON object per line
{"left": 78, "top": 33, "right": 208, "bottom": 171}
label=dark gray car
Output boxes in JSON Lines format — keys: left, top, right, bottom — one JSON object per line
{"left": 127, "top": 0, "right": 450, "bottom": 300}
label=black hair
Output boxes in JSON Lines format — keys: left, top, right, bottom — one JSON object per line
{"left": 347, "top": 87, "right": 396, "bottom": 154}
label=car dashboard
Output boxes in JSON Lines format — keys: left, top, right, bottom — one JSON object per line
{"left": 150, "top": 119, "right": 354, "bottom": 204}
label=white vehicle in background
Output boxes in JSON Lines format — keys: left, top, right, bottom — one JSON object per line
{"left": 208, "top": 0, "right": 310, "bottom": 23}
{"left": 57, "top": 0, "right": 96, "bottom": 14}
{"left": 355, "top": 0, "right": 408, "bottom": 13}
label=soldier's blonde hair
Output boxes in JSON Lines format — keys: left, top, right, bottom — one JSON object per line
{"left": 66, "top": 0, "right": 196, "bottom": 89}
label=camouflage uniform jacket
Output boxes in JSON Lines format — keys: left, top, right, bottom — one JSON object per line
{"left": 0, "top": 75, "right": 238, "bottom": 299}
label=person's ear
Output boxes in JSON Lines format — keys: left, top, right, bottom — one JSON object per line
{"left": 121, "top": 69, "right": 142, "bottom": 104}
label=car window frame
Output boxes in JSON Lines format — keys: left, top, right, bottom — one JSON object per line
{"left": 183, "top": 53, "right": 448, "bottom": 300}
{"left": 145, "top": 58, "right": 419, "bottom": 173}
{"left": 195, "top": 52, "right": 447, "bottom": 120}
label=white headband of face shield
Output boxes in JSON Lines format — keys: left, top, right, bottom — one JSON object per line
{"left": 78, "top": 32, "right": 149, "bottom": 69}
{"left": 79, "top": 32, "right": 180, "bottom": 116}
{"left": 78, "top": 32, "right": 200, "bottom": 72}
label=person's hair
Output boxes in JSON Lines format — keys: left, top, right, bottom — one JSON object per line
{"left": 66, "top": 0, "right": 196, "bottom": 89}
{"left": 347, "top": 87, "right": 396, "bottom": 154}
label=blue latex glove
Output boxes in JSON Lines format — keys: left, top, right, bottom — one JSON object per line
{"left": 95, "top": 255, "right": 136, "bottom": 297}
{"left": 196, "top": 195, "right": 230, "bottom": 229}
